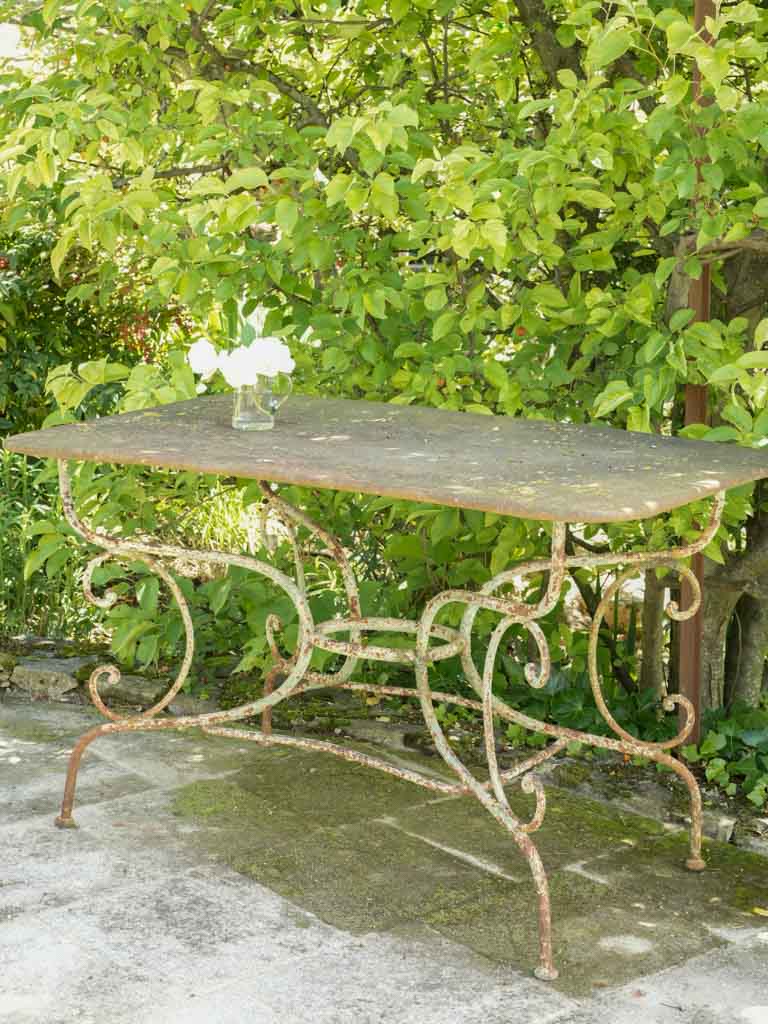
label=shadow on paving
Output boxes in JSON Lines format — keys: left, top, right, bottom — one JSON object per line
{"left": 171, "top": 746, "right": 768, "bottom": 998}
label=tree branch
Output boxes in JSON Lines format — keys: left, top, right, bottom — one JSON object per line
{"left": 112, "top": 160, "right": 229, "bottom": 189}
{"left": 187, "top": 17, "right": 328, "bottom": 128}
{"left": 512, "top": 0, "right": 582, "bottom": 84}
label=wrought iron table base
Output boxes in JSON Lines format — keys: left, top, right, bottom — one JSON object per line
{"left": 54, "top": 460, "right": 723, "bottom": 982}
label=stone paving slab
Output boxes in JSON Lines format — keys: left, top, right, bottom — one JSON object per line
{"left": 1, "top": 697, "right": 768, "bottom": 1022}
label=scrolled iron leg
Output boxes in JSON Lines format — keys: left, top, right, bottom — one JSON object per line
{"left": 54, "top": 459, "right": 316, "bottom": 829}
{"left": 55, "top": 723, "right": 115, "bottom": 828}
{"left": 655, "top": 749, "right": 705, "bottom": 871}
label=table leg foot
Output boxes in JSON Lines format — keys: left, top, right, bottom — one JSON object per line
{"left": 685, "top": 856, "right": 706, "bottom": 872}
{"left": 54, "top": 814, "right": 78, "bottom": 829}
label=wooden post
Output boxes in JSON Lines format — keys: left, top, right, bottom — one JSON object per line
{"left": 679, "top": 0, "right": 715, "bottom": 743}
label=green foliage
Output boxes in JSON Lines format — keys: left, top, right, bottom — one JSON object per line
{"left": 682, "top": 702, "right": 768, "bottom": 808}
{"left": 0, "top": 449, "right": 89, "bottom": 637}
{"left": 4, "top": 1, "right": 768, "bottom": 717}
{"left": 0, "top": 229, "right": 188, "bottom": 434}
{"left": 1, "top": 0, "right": 767, "bottom": 446}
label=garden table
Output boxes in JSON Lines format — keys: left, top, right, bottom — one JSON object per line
{"left": 6, "top": 394, "right": 768, "bottom": 981}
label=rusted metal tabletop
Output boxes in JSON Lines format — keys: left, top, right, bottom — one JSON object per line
{"left": 5, "top": 395, "right": 767, "bottom": 983}
{"left": 7, "top": 394, "right": 768, "bottom": 522}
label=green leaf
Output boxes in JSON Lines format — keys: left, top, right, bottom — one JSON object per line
{"left": 43, "top": 0, "right": 62, "bottom": 24}
{"left": 363, "top": 291, "right": 387, "bottom": 319}
{"left": 391, "top": 0, "right": 409, "bottom": 22}
{"left": 394, "top": 342, "right": 425, "bottom": 360}
{"left": 412, "top": 159, "right": 436, "bottom": 183}
{"left": 640, "top": 331, "right": 668, "bottom": 363}
{"left": 275, "top": 197, "right": 299, "bottom": 234}
{"left": 137, "top": 577, "right": 159, "bottom": 613}
{"left": 587, "top": 26, "right": 634, "bottom": 69}
{"left": 112, "top": 619, "right": 154, "bottom": 658}
{"left": 531, "top": 283, "right": 567, "bottom": 309}
{"left": 325, "top": 172, "right": 351, "bottom": 206}
{"left": 25, "top": 539, "right": 63, "bottom": 580}
{"left": 755, "top": 319, "right": 768, "bottom": 347}
{"left": 663, "top": 75, "right": 689, "bottom": 108}
{"left": 390, "top": 103, "right": 418, "bottom": 127}
{"left": 703, "top": 426, "right": 740, "bottom": 443}
{"left": 483, "top": 360, "right": 507, "bottom": 390}
{"left": 666, "top": 19, "right": 693, "bottom": 53}
{"left": 45, "top": 548, "right": 71, "bottom": 578}
{"left": 208, "top": 577, "right": 232, "bottom": 616}
{"left": 708, "top": 364, "right": 745, "bottom": 385}
{"left": 481, "top": 219, "right": 507, "bottom": 256}
{"left": 722, "top": 401, "right": 752, "bottom": 433}
{"left": 451, "top": 220, "right": 479, "bottom": 259}
{"left": 736, "top": 351, "right": 768, "bottom": 369}
{"left": 746, "top": 787, "right": 767, "bottom": 808}
{"left": 705, "top": 757, "right": 728, "bottom": 782}
{"left": 430, "top": 508, "right": 460, "bottom": 545}
{"left": 557, "top": 69, "right": 579, "bottom": 90}
{"left": 654, "top": 257, "right": 678, "bottom": 287}
{"left": 669, "top": 307, "right": 694, "bottom": 332}
{"left": 753, "top": 409, "right": 768, "bottom": 437}
{"left": 226, "top": 166, "right": 269, "bottom": 191}
{"left": 571, "top": 189, "right": 614, "bottom": 210}
{"left": 433, "top": 311, "right": 457, "bottom": 341}
{"left": 424, "top": 287, "right": 446, "bottom": 311}
{"left": 593, "top": 380, "right": 633, "bottom": 418}
{"left": 50, "top": 229, "right": 75, "bottom": 279}
{"left": 370, "top": 173, "right": 398, "bottom": 220}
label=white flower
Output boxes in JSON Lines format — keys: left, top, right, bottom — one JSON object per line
{"left": 218, "top": 346, "right": 260, "bottom": 387}
{"left": 255, "top": 337, "right": 296, "bottom": 377}
{"left": 218, "top": 340, "right": 295, "bottom": 386}
{"left": 187, "top": 339, "right": 220, "bottom": 380}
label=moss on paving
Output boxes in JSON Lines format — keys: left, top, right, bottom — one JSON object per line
{"left": 171, "top": 747, "right": 768, "bottom": 997}
{"left": 0, "top": 716, "right": 62, "bottom": 744}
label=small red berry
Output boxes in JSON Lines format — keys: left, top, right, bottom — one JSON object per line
{"left": 515, "top": 325, "right": 527, "bottom": 337}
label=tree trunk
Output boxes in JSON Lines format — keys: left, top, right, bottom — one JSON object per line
{"left": 699, "top": 511, "right": 768, "bottom": 710}
{"left": 699, "top": 573, "right": 742, "bottom": 710}
{"left": 640, "top": 569, "right": 667, "bottom": 697}
{"left": 724, "top": 592, "right": 768, "bottom": 708}
{"left": 667, "top": 234, "right": 768, "bottom": 712}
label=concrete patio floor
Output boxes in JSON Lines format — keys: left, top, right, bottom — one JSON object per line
{"left": 2, "top": 695, "right": 768, "bottom": 1024}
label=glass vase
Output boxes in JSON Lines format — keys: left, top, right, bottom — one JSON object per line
{"left": 231, "top": 374, "right": 292, "bottom": 431}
